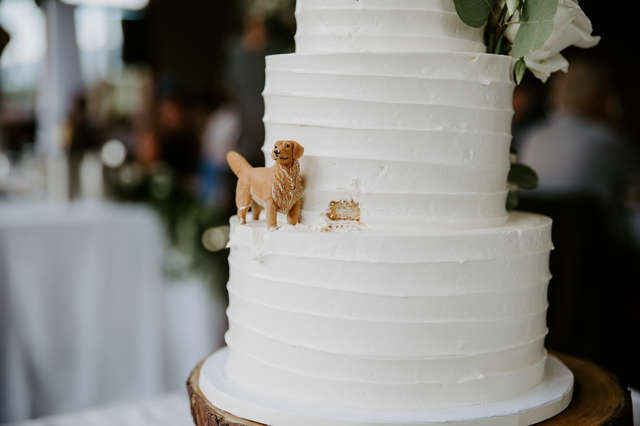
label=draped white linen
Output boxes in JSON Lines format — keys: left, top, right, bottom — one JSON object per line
{"left": 0, "top": 202, "right": 167, "bottom": 422}
{"left": 5, "top": 393, "right": 191, "bottom": 426}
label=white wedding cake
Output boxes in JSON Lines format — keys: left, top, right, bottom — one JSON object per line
{"left": 198, "top": 1, "right": 574, "bottom": 424}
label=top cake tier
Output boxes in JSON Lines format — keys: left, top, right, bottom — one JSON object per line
{"left": 263, "top": 51, "right": 515, "bottom": 229}
{"left": 262, "top": 0, "right": 516, "bottom": 230}
{"left": 295, "top": 0, "right": 485, "bottom": 54}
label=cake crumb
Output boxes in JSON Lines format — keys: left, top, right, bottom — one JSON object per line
{"left": 327, "top": 200, "right": 361, "bottom": 222}
{"left": 320, "top": 221, "right": 365, "bottom": 233}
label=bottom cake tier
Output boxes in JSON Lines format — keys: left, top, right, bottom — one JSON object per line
{"left": 224, "top": 212, "right": 554, "bottom": 411}
{"left": 197, "top": 348, "right": 574, "bottom": 426}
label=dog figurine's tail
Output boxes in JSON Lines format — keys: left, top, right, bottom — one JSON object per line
{"left": 226, "top": 151, "right": 252, "bottom": 177}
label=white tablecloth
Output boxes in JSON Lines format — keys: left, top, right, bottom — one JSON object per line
{"left": 163, "top": 275, "right": 227, "bottom": 392}
{"left": 0, "top": 202, "right": 167, "bottom": 422}
{"left": 5, "top": 393, "right": 192, "bottom": 426}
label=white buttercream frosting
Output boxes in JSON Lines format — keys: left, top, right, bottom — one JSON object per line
{"left": 210, "top": 0, "right": 560, "bottom": 418}
{"left": 263, "top": 52, "right": 516, "bottom": 228}
{"left": 223, "top": 214, "right": 553, "bottom": 410}
{"left": 295, "top": 0, "right": 486, "bottom": 54}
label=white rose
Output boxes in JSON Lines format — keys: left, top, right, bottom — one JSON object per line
{"left": 504, "top": 0, "right": 600, "bottom": 82}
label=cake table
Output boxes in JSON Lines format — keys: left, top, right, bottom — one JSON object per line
{"left": 187, "top": 351, "right": 632, "bottom": 426}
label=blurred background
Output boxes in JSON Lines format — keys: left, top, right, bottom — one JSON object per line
{"left": 0, "top": 0, "right": 638, "bottom": 424}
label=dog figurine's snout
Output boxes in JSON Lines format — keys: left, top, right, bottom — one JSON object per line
{"left": 273, "top": 149, "right": 280, "bottom": 157}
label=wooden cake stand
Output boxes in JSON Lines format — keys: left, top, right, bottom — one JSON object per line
{"left": 187, "top": 352, "right": 633, "bottom": 426}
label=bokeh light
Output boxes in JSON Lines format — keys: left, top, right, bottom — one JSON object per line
{"left": 202, "top": 226, "right": 230, "bottom": 252}
{"left": 101, "top": 139, "right": 127, "bottom": 168}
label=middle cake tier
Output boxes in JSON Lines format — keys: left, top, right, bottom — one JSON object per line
{"left": 224, "top": 212, "right": 553, "bottom": 411}
{"left": 263, "top": 52, "right": 516, "bottom": 229}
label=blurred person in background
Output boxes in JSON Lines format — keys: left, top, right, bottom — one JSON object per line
{"left": 225, "top": 14, "right": 268, "bottom": 167}
{"left": 199, "top": 88, "right": 240, "bottom": 204}
{"left": 519, "top": 56, "right": 638, "bottom": 241}
{"left": 518, "top": 55, "right": 640, "bottom": 388}
{"left": 0, "top": 22, "right": 7, "bottom": 60}
{"left": 65, "top": 94, "right": 101, "bottom": 199}
{"left": 0, "top": 23, "right": 8, "bottom": 167}
{"left": 147, "top": 81, "right": 201, "bottom": 187}
{"left": 0, "top": 23, "right": 8, "bottom": 143}
{"left": 511, "top": 78, "right": 546, "bottom": 153}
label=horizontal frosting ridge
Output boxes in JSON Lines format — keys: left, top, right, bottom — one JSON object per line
{"left": 264, "top": 119, "right": 511, "bottom": 136}
{"left": 267, "top": 52, "right": 515, "bottom": 81}
{"left": 264, "top": 95, "right": 513, "bottom": 133}
{"left": 228, "top": 251, "right": 551, "bottom": 296}
{"left": 263, "top": 92, "right": 514, "bottom": 113}
{"left": 294, "top": 0, "right": 485, "bottom": 54}
{"left": 228, "top": 214, "right": 553, "bottom": 262}
{"left": 264, "top": 151, "right": 511, "bottom": 170}
{"left": 226, "top": 342, "right": 547, "bottom": 386}
{"left": 226, "top": 318, "right": 549, "bottom": 360}
{"left": 226, "top": 320, "right": 548, "bottom": 361}
{"left": 228, "top": 262, "right": 551, "bottom": 296}
{"left": 296, "top": 0, "right": 458, "bottom": 12}
{"left": 227, "top": 288, "right": 549, "bottom": 325}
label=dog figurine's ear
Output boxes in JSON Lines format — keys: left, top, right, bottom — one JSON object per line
{"left": 293, "top": 141, "right": 304, "bottom": 160}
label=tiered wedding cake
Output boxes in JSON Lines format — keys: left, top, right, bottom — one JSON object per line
{"left": 198, "top": 0, "right": 574, "bottom": 424}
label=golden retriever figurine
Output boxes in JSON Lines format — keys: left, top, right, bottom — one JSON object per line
{"left": 227, "top": 140, "right": 304, "bottom": 228}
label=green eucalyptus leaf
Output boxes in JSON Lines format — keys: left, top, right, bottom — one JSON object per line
{"left": 511, "top": 0, "right": 558, "bottom": 58}
{"left": 514, "top": 57, "right": 527, "bottom": 84}
{"left": 508, "top": 162, "right": 539, "bottom": 190}
{"left": 453, "top": 0, "right": 496, "bottom": 28}
{"left": 506, "top": 191, "right": 520, "bottom": 210}
{"left": 495, "top": 33, "right": 505, "bottom": 55}
{"left": 487, "top": 29, "right": 496, "bottom": 53}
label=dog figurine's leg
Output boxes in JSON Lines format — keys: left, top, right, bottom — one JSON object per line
{"left": 235, "top": 178, "right": 251, "bottom": 225}
{"left": 266, "top": 200, "right": 278, "bottom": 229}
{"left": 238, "top": 206, "right": 249, "bottom": 224}
{"left": 288, "top": 200, "right": 302, "bottom": 225}
{"left": 252, "top": 202, "right": 263, "bottom": 221}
